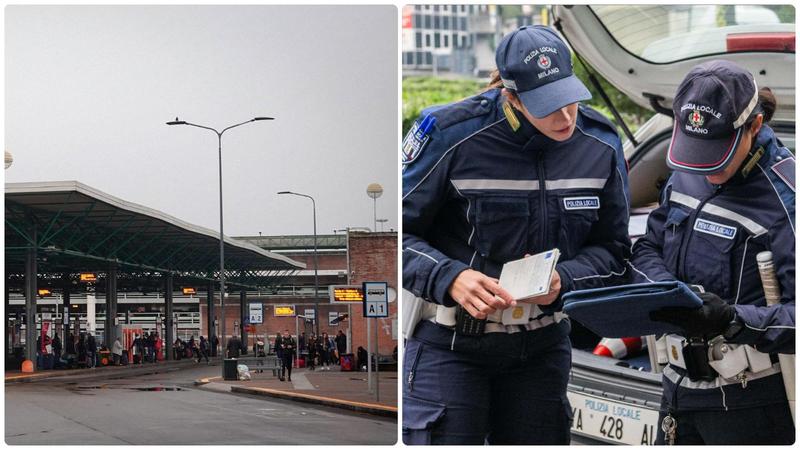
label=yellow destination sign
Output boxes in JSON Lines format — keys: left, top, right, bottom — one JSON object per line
{"left": 274, "top": 305, "right": 296, "bottom": 317}
{"left": 80, "top": 273, "right": 97, "bottom": 282}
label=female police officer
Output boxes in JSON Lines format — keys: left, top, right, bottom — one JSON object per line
{"left": 402, "top": 25, "right": 631, "bottom": 445}
{"left": 631, "top": 60, "right": 795, "bottom": 445}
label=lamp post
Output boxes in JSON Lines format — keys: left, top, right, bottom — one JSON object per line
{"left": 376, "top": 218, "right": 388, "bottom": 232}
{"left": 366, "top": 183, "right": 383, "bottom": 232}
{"left": 167, "top": 116, "right": 273, "bottom": 358}
{"left": 278, "top": 191, "right": 320, "bottom": 337}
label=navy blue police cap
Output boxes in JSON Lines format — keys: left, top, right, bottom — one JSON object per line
{"left": 496, "top": 25, "right": 591, "bottom": 118}
{"left": 667, "top": 60, "right": 759, "bottom": 174}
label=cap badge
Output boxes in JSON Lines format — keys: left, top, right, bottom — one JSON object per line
{"left": 536, "top": 54, "right": 552, "bottom": 70}
{"left": 689, "top": 109, "right": 705, "bottom": 128}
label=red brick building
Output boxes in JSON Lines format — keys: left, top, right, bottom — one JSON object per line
{"left": 199, "top": 231, "right": 397, "bottom": 357}
{"left": 348, "top": 232, "right": 398, "bottom": 356}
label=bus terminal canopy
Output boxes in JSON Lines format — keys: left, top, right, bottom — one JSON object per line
{"left": 5, "top": 181, "right": 305, "bottom": 290}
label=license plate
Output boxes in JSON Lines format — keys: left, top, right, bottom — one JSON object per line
{"left": 567, "top": 391, "right": 660, "bottom": 445}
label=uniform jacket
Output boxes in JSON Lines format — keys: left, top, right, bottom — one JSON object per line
{"left": 335, "top": 333, "right": 347, "bottom": 353}
{"left": 87, "top": 335, "right": 97, "bottom": 353}
{"left": 631, "top": 124, "right": 795, "bottom": 410}
{"left": 403, "top": 88, "right": 631, "bottom": 313}
{"left": 281, "top": 337, "right": 296, "bottom": 358}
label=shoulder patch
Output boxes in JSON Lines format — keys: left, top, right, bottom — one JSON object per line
{"left": 771, "top": 157, "right": 795, "bottom": 192}
{"left": 402, "top": 114, "right": 436, "bottom": 166}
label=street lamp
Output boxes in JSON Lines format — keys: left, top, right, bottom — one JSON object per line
{"left": 278, "top": 191, "right": 320, "bottom": 337}
{"left": 366, "top": 183, "right": 383, "bottom": 232}
{"left": 167, "top": 116, "right": 273, "bottom": 357}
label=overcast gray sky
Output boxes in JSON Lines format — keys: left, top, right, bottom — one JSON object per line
{"left": 5, "top": 5, "right": 398, "bottom": 237}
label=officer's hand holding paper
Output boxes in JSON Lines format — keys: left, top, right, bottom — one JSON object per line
{"left": 491, "top": 249, "right": 560, "bottom": 325}
{"left": 448, "top": 269, "right": 516, "bottom": 320}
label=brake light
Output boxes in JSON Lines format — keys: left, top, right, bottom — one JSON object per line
{"left": 726, "top": 32, "right": 795, "bottom": 53}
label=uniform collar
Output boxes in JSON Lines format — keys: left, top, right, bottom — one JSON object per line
{"left": 725, "top": 126, "right": 776, "bottom": 185}
{"left": 499, "top": 99, "right": 540, "bottom": 143}
{"left": 517, "top": 111, "right": 542, "bottom": 143}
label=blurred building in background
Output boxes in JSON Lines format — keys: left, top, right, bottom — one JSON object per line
{"left": 402, "top": 4, "right": 549, "bottom": 78}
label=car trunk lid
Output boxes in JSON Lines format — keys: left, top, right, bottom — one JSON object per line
{"left": 553, "top": 5, "right": 795, "bottom": 122}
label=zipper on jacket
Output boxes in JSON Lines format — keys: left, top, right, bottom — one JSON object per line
{"left": 407, "top": 344, "right": 425, "bottom": 393}
{"left": 537, "top": 151, "right": 548, "bottom": 250}
{"left": 676, "top": 185, "right": 723, "bottom": 281}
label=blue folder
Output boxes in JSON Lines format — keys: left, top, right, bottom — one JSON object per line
{"left": 562, "top": 282, "right": 703, "bottom": 337}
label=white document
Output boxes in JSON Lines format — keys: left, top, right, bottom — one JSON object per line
{"left": 498, "top": 249, "right": 560, "bottom": 325}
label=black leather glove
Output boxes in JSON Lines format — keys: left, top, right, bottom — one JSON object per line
{"left": 649, "top": 292, "right": 735, "bottom": 337}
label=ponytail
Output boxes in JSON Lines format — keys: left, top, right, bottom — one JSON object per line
{"left": 757, "top": 87, "right": 776, "bottom": 123}
{"left": 746, "top": 87, "right": 777, "bottom": 128}
{"left": 485, "top": 69, "right": 504, "bottom": 91}
{"left": 484, "top": 69, "right": 521, "bottom": 105}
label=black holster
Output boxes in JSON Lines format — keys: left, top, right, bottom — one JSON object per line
{"left": 683, "top": 337, "right": 718, "bottom": 382}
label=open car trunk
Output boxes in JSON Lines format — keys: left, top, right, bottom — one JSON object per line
{"left": 552, "top": 5, "right": 795, "bottom": 122}
{"left": 554, "top": 4, "right": 795, "bottom": 444}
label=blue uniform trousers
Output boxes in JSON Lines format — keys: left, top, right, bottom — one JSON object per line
{"left": 655, "top": 400, "right": 795, "bottom": 445}
{"left": 403, "top": 319, "right": 573, "bottom": 445}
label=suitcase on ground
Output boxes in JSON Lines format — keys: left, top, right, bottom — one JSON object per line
{"left": 340, "top": 353, "right": 354, "bottom": 371}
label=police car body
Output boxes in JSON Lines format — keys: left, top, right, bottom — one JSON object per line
{"left": 553, "top": 5, "right": 795, "bottom": 445}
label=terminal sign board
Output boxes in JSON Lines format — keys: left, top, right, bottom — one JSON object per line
{"left": 328, "top": 312, "right": 340, "bottom": 326}
{"left": 329, "top": 312, "right": 348, "bottom": 325}
{"left": 80, "top": 273, "right": 97, "bottom": 282}
{"left": 363, "top": 281, "right": 389, "bottom": 318}
{"left": 249, "top": 303, "right": 263, "bottom": 324}
{"left": 328, "top": 285, "right": 365, "bottom": 303}
{"left": 274, "top": 305, "right": 296, "bottom": 317}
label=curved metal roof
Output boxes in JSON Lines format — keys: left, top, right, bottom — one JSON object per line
{"left": 5, "top": 181, "right": 304, "bottom": 288}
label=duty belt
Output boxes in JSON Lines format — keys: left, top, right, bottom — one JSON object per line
{"left": 422, "top": 304, "right": 563, "bottom": 335}
{"left": 665, "top": 333, "right": 781, "bottom": 388}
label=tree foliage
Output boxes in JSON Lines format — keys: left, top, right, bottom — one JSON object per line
{"left": 403, "top": 54, "right": 654, "bottom": 140}
{"left": 402, "top": 77, "right": 484, "bottom": 135}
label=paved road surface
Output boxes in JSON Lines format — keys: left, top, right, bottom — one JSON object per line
{"left": 5, "top": 364, "right": 397, "bottom": 445}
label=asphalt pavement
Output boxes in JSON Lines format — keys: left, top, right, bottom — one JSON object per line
{"left": 5, "top": 363, "right": 397, "bottom": 445}
{"left": 200, "top": 366, "right": 397, "bottom": 417}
